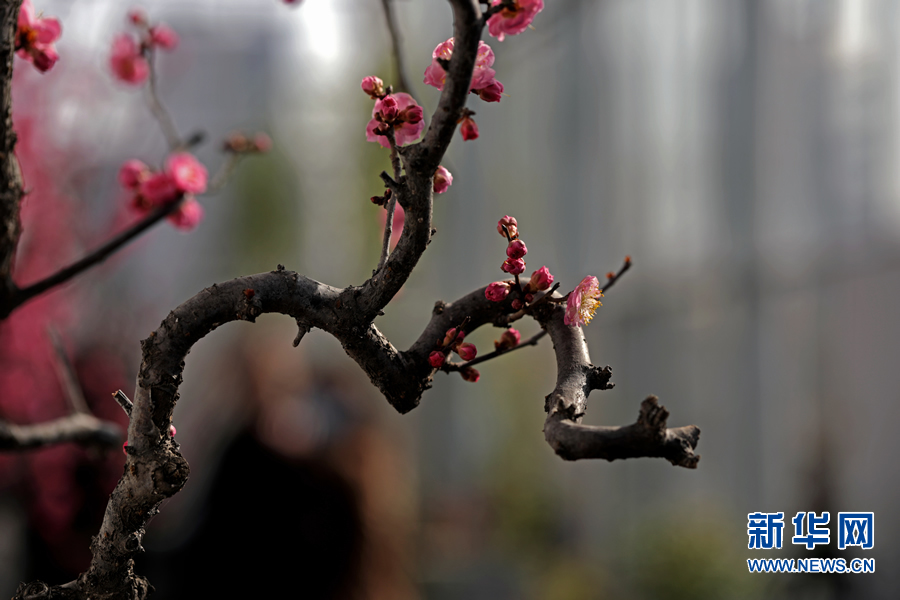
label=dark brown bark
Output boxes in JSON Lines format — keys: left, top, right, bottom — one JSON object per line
{"left": 0, "top": 0, "right": 23, "bottom": 299}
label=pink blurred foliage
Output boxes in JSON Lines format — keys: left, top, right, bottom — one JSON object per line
{"left": 0, "top": 69, "right": 129, "bottom": 573}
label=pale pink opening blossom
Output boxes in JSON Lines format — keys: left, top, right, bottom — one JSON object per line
{"left": 433, "top": 166, "right": 453, "bottom": 194}
{"left": 167, "top": 197, "right": 204, "bottom": 231}
{"left": 110, "top": 33, "right": 149, "bottom": 84}
{"left": 366, "top": 93, "right": 425, "bottom": 149}
{"left": 168, "top": 424, "right": 177, "bottom": 437}
{"left": 564, "top": 276, "right": 603, "bottom": 327}
{"left": 460, "top": 116, "right": 479, "bottom": 141}
{"left": 487, "top": 0, "right": 544, "bottom": 42}
{"left": 118, "top": 160, "right": 149, "bottom": 190}
{"left": 501, "top": 258, "right": 526, "bottom": 275}
{"left": 497, "top": 215, "right": 518, "bottom": 238}
{"left": 149, "top": 24, "right": 178, "bottom": 50}
{"left": 166, "top": 152, "right": 208, "bottom": 194}
{"left": 506, "top": 239, "right": 527, "bottom": 259}
{"left": 361, "top": 75, "right": 384, "bottom": 99}
{"left": 424, "top": 38, "right": 504, "bottom": 102}
{"left": 16, "top": 0, "right": 62, "bottom": 73}
{"left": 456, "top": 343, "right": 477, "bottom": 361}
{"left": 529, "top": 266, "right": 554, "bottom": 290}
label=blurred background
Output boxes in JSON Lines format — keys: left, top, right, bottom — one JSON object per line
{"left": 1, "top": 0, "right": 899, "bottom": 598}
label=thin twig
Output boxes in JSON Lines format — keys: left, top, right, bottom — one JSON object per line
{"left": 380, "top": 0, "right": 413, "bottom": 96}
{"left": 452, "top": 329, "right": 547, "bottom": 369}
{"left": 145, "top": 48, "right": 181, "bottom": 150}
{"left": 601, "top": 255, "right": 632, "bottom": 294}
{"left": 376, "top": 129, "right": 403, "bottom": 272}
{"left": 113, "top": 390, "right": 134, "bottom": 418}
{"left": 48, "top": 327, "right": 90, "bottom": 415}
{"left": 10, "top": 200, "right": 186, "bottom": 314}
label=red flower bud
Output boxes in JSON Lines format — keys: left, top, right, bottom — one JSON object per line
{"left": 429, "top": 351, "right": 446, "bottom": 368}
{"left": 460, "top": 367, "right": 480, "bottom": 382}
{"left": 456, "top": 342, "right": 477, "bottom": 361}
{"left": 494, "top": 328, "right": 521, "bottom": 351}
{"left": 485, "top": 281, "right": 511, "bottom": 302}
{"left": 506, "top": 239, "right": 527, "bottom": 260}
{"left": 501, "top": 258, "right": 526, "bottom": 275}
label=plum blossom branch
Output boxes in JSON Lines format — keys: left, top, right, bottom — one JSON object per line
{"left": 449, "top": 328, "right": 546, "bottom": 369}
{"left": 144, "top": 41, "right": 181, "bottom": 149}
{"left": 1, "top": 199, "right": 186, "bottom": 318}
{"left": 0, "top": 413, "right": 122, "bottom": 451}
{"left": 376, "top": 129, "right": 404, "bottom": 272}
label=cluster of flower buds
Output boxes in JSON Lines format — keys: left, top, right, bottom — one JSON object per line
{"left": 424, "top": 38, "right": 505, "bottom": 103}
{"left": 110, "top": 8, "right": 178, "bottom": 85}
{"left": 15, "top": 0, "right": 61, "bottom": 73}
{"left": 428, "top": 327, "right": 480, "bottom": 381}
{"left": 223, "top": 131, "right": 272, "bottom": 154}
{"left": 494, "top": 327, "right": 520, "bottom": 351}
{"left": 429, "top": 327, "right": 478, "bottom": 366}
{"left": 119, "top": 152, "right": 208, "bottom": 230}
{"left": 362, "top": 77, "right": 426, "bottom": 149}
{"left": 485, "top": 216, "right": 555, "bottom": 310}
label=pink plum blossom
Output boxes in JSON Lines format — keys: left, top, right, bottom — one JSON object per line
{"left": 15, "top": 0, "right": 62, "bottom": 73}
{"left": 497, "top": 215, "right": 518, "bottom": 238}
{"left": 456, "top": 343, "right": 477, "bottom": 362}
{"left": 110, "top": 33, "right": 149, "bottom": 84}
{"left": 167, "top": 198, "right": 204, "bottom": 231}
{"left": 475, "top": 80, "right": 504, "bottom": 103}
{"left": 118, "top": 160, "right": 149, "bottom": 190}
{"left": 366, "top": 93, "right": 425, "bottom": 148}
{"left": 529, "top": 266, "right": 554, "bottom": 290}
{"left": 487, "top": 0, "right": 544, "bottom": 42}
{"left": 149, "top": 24, "right": 178, "bottom": 50}
{"left": 564, "top": 276, "right": 603, "bottom": 327}
{"left": 485, "top": 281, "right": 510, "bottom": 302}
{"left": 138, "top": 172, "right": 179, "bottom": 205}
{"left": 460, "top": 115, "right": 479, "bottom": 141}
{"left": 506, "top": 239, "right": 527, "bottom": 259}
{"left": 501, "top": 258, "right": 526, "bottom": 275}
{"left": 361, "top": 75, "right": 384, "bottom": 99}
{"left": 168, "top": 424, "right": 177, "bottom": 437}
{"left": 166, "top": 152, "right": 208, "bottom": 194}
{"left": 424, "top": 38, "right": 504, "bottom": 102}
{"left": 511, "top": 299, "right": 523, "bottom": 310}
{"left": 433, "top": 166, "right": 453, "bottom": 194}
{"left": 429, "top": 351, "right": 446, "bottom": 368}
{"left": 495, "top": 328, "right": 521, "bottom": 351}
